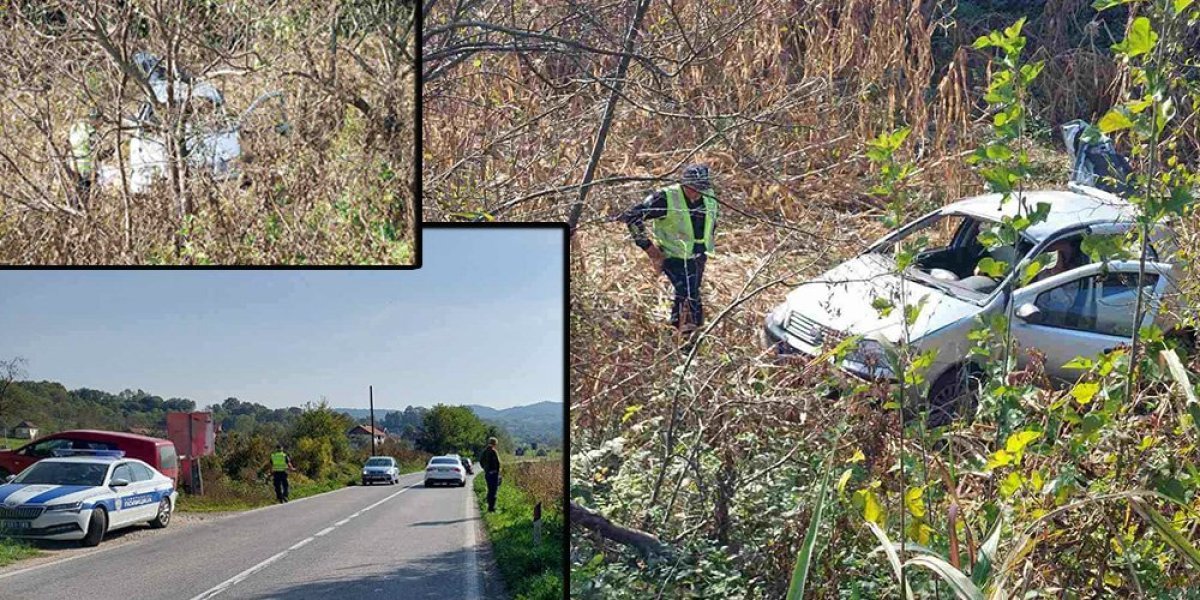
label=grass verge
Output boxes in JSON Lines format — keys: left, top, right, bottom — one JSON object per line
{"left": 177, "top": 463, "right": 425, "bottom": 513}
{"left": 473, "top": 460, "right": 564, "bottom": 600}
{"left": 0, "top": 538, "right": 41, "bottom": 568}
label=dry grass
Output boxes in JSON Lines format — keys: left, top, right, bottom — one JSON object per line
{"left": 0, "top": 2, "right": 414, "bottom": 264}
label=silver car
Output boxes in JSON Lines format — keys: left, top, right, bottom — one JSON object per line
{"left": 765, "top": 183, "right": 1189, "bottom": 424}
{"left": 360, "top": 456, "right": 400, "bottom": 486}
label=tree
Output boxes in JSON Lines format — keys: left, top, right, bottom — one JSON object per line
{"left": 292, "top": 400, "right": 354, "bottom": 463}
{"left": 418, "top": 404, "right": 491, "bottom": 455}
{"left": 0, "top": 357, "right": 28, "bottom": 436}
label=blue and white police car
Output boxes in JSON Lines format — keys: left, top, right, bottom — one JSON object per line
{"left": 0, "top": 449, "right": 177, "bottom": 547}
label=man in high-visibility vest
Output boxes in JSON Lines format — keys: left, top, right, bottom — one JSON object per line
{"left": 69, "top": 109, "right": 101, "bottom": 202}
{"left": 619, "top": 164, "right": 718, "bottom": 333}
{"left": 267, "top": 444, "right": 295, "bottom": 503}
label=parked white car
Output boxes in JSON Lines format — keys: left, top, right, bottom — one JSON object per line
{"left": 361, "top": 456, "right": 400, "bottom": 486}
{"left": 765, "top": 183, "right": 1190, "bottom": 424}
{"left": 423, "top": 456, "right": 466, "bottom": 487}
{"left": 0, "top": 451, "right": 176, "bottom": 547}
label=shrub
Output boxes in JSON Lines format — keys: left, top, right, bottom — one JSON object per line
{"left": 292, "top": 436, "right": 333, "bottom": 479}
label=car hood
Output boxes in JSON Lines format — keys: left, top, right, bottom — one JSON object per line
{"left": 0, "top": 483, "right": 107, "bottom": 507}
{"left": 783, "top": 254, "right": 982, "bottom": 344}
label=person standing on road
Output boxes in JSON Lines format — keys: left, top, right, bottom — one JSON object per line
{"left": 268, "top": 444, "right": 295, "bottom": 503}
{"left": 619, "top": 164, "right": 719, "bottom": 334}
{"left": 479, "top": 437, "right": 502, "bottom": 513}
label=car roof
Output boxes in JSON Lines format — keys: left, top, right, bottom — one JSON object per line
{"left": 53, "top": 429, "right": 171, "bottom": 444}
{"left": 943, "top": 187, "right": 1136, "bottom": 243}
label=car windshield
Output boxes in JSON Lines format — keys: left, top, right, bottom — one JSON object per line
{"left": 365, "top": 458, "right": 392, "bottom": 467}
{"left": 13, "top": 461, "right": 108, "bottom": 486}
{"left": 430, "top": 458, "right": 458, "bottom": 466}
{"left": 872, "top": 212, "right": 1033, "bottom": 300}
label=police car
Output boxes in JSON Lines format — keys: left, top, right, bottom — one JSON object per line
{"left": 0, "top": 449, "right": 177, "bottom": 547}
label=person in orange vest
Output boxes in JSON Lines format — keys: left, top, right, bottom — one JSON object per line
{"left": 619, "top": 164, "right": 718, "bottom": 334}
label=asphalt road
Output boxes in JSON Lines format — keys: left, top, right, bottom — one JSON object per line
{"left": 0, "top": 472, "right": 503, "bottom": 600}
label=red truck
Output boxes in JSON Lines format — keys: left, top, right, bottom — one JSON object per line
{"left": 0, "top": 430, "right": 179, "bottom": 481}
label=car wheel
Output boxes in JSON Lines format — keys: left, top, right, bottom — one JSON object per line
{"left": 362, "top": 479, "right": 369, "bottom": 486}
{"left": 926, "top": 365, "right": 982, "bottom": 428}
{"left": 149, "top": 497, "right": 172, "bottom": 529}
{"left": 81, "top": 507, "right": 108, "bottom": 547}
{"left": 424, "top": 480, "right": 431, "bottom": 488}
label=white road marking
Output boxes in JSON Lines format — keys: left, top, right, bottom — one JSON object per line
{"left": 464, "top": 477, "right": 481, "bottom": 600}
{"left": 314, "top": 527, "right": 335, "bottom": 537}
{"left": 188, "top": 482, "right": 417, "bottom": 600}
{"left": 289, "top": 538, "right": 313, "bottom": 551}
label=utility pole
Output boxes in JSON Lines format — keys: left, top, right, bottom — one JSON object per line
{"left": 369, "top": 385, "right": 376, "bottom": 456}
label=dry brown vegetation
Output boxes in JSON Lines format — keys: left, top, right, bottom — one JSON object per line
{"left": 427, "top": 0, "right": 1200, "bottom": 596}
{"left": 0, "top": 1, "right": 415, "bottom": 264}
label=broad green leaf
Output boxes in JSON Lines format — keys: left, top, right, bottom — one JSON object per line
{"left": 1113, "top": 17, "right": 1158, "bottom": 58}
{"left": 905, "top": 487, "right": 926, "bottom": 519}
{"left": 985, "top": 449, "right": 1013, "bottom": 470}
{"left": 621, "top": 404, "right": 643, "bottom": 423}
{"left": 1098, "top": 109, "right": 1133, "bottom": 133}
{"left": 976, "top": 257, "right": 1009, "bottom": 278}
{"left": 837, "top": 468, "right": 854, "bottom": 496}
{"left": 1176, "top": 0, "right": 1196, "bottom": 13}
{"left": 857, "top": 488, "right": 885, "bottom": 527}
{"left": 1071, "top": 382, "right": 1101, "bottom": 405}
{"left": 865, "top": 522, "right": 915, "bottom": 599}
{"left": 1094, "top": 0, "right": 1138, "bottom": 9}
{"left": 999, "top": 472, "right": 1023, "bottom": 497}
{"left": 1006, "top": 430, "right": 1041, "bottom": 454}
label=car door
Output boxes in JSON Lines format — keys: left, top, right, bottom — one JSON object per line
{"left": 127, "top": 462, "right": 163, "bottom": 522}
{"left": 1010, "top": 261, "right": 1167, "bottom": 381}
{"left": 107, "top": 462, "right": 142, "bottom": 528}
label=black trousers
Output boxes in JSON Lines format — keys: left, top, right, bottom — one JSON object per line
{"left": 662, "top": 254, "right": 706, "bottom": 327}
{"left": 272, "top": 471, "right": 289, "bottom": 502}
{"left": 484, "top": 470, "right": 500, "bottom": 512}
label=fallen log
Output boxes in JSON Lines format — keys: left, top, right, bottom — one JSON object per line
{"left": 570, "top": 501, "right": 669, "bottom": 557}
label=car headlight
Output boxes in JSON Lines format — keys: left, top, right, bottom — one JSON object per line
{"left": 44, "top": 501, "right": 83, "bottom": 512}
{"left": 362, "top": 469, "right": 370, "bottom": 475}
{"left": 843, "top": 339, "right": 895, "bottom": 379}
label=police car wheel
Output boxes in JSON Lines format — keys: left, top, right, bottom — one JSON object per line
{"left": 149, "top": 498, "right": 171, "bottom": 529}
{"left": 81, "top": 507, "right": 107, "bottom": 547}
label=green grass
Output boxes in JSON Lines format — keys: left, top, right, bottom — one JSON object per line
{"left": 0, "top": 438, "right": 23, "bottom": 451}
{"left": 177, "top": 463, "right": 426, "bottom": 513}
{"left": 473, "top": 471, "right": 563, "bottom": 600}
{"left": 0, "top": 538, "right": 40, "bottom": 568}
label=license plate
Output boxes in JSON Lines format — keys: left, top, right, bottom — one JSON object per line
{"left": 0, "top": 520, "right": 30, "bottom": 531}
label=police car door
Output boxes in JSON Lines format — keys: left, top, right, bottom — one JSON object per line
{"left": 108, "top": 462, "right": 153, "bottom": 525}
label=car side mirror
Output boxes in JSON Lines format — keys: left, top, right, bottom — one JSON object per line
{"left": 1016, "top": 302, "right": 1042, "bottom": 324}
{"left": 110, "top": 478, "right": 130, "bottom": 488}
{"left": 3, "top": 475, "right": 14, "bottom": 483}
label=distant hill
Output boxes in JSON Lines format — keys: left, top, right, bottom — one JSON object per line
{"left": 335, "top": 401, "right": 563, "bottom": 447}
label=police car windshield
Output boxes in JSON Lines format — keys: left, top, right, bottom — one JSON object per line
{"left": 365, "top": 458, "right": 392, "bottom": 466}
{"left": 14, "top": 461, "right": 109, "bottom": 486}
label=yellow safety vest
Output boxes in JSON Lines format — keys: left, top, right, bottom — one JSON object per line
{"left": 651, "top": 184, "right": 717, "bottom": 259}
{"left": 271, "top": 452, "right": 288, "bottom": 472}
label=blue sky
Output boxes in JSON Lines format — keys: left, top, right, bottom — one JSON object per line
{"left": 0, "top": 228, "right": 564, "bottom": 411}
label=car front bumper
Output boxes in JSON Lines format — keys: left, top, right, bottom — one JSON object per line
{"left": 0, "top": 508, "right": 91, "bottom": 541}
{"left": 362, "top": 472, "right": 396, "bottom": 483}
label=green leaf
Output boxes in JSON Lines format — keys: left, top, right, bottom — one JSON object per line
{"left": 905, "top": 555, "right": 984, "bottom": 600}
{"left": 985, "top": 449, "right": 1013, "bottom": 470}
{"left": 865, "top": 522, "right": 915, "bottom": 599}
{"left": 1071, "top": 382, "right": 1101, "bottom": 405}
{"left": 786, "top": 455, "right": 834, "bottom": 600}
{"left": 1131, "top": 498, "right": 1200, "bottom": 570}
{"left": 999, "top": 472, "right": 1023, "bottom": 497}
{"left": 905, "top": 487, "right": 926, "bottom": 519}
{"left": 976, "top": 258, "right": 1009, "bottom": 279}
{"left": 971, "top": 515, "right": 1003, "bottom": 586}
{"left": 1175, "top": 0, "right": 1196, "bottom": 14}
{"left": 1098, "top": 109, "right": 1134, "bottom": 133}
{"left": 856, "top": 488, "right": 886, "bottom": 527}
{"left": 1094, "top": 0, "right": 1138, "bottom": 9}
{"left": 1113, "top": 17, "right": 1158, "bottom": 58}
{"left": 1006, "top": 430, "right": 1042, "bottom": 454}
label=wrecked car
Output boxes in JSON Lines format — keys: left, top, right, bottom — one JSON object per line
{"left": 764, "top": 126, "right": 1191, "bottom": 425}
{"left": 104, "top": 52, "right": 288, "bottom": 193}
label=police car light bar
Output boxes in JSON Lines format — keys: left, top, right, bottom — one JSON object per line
{"left": 51, "top": 449, "right": 126, "bottom": 458}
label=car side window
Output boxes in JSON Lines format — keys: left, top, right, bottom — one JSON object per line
{"left": 23, "top": 438, "right": 71, "bottom": 458}
{"left": 111, "top": 463, "right": 134, "bottom": 484}
{"left": 1034, "top": 272, "right": 1159, "bottom": 336}
{"left": 130, "top": 463, "right": 156, "bottom": 482}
